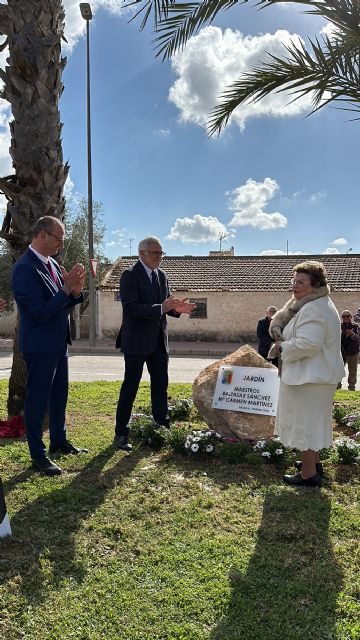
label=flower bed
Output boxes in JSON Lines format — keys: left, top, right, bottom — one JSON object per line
{"left": 127, "top": 399, "right": 360, "bottom": 467}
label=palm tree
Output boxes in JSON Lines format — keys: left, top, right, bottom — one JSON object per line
{"left": 130, "top": 0, "right": 360, "bottom": 135}
{"left": 0, "top": 1, "right": 68, "bottom": 416}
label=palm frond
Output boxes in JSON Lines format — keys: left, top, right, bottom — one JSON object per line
{"left": 207, "top": 32, "right": 360, "bottom": 135}
{"left": 153, "top": 0, "right": 240, "bottom": 59}
{"left": 128, "top": 0, "right": 176, "bottom": 29}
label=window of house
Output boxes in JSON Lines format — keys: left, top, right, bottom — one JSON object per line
{"left": 189, "top": 298, "right": 207, "bottom": 319}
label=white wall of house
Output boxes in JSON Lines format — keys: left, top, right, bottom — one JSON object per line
{"left": 98, "top": 290, "right": 360, "bottom": 342}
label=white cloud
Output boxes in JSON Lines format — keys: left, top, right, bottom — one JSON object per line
{"left": 309, "top": 190, "right": 327, "bottom": 203}
{"left": 259, "top": 249, "right": 287, "bottom": 255}
{"left": 259, "top": 249, "right": 307, "bottom": 256}
{"left": 227, "top": 178, "right": 288, "bottom": 230}
{"left": 332, "top": 237, "right": 348, "bottom": 246}
{"left": 169, "top": 26, "right": 314, "bottom": 132}
{"left": 167, "top": 214, "right": 228, "bottom": 244}
{"left": 154, "top": 128, "right": 171, "bottom": 137}
{"left": 106, "top": 227, "right": 129, "bottom": 247}
{"left": 320, "top": 22, "right": 339, "bottom": 39}
{"left": 64, "top": 174, "right": 75, "bottom": 198}
{"left": 322, "top": 247, "right": 340, "bottom": 254}
{"left": 63, "top": 0, "right": 129, "bottom": 51}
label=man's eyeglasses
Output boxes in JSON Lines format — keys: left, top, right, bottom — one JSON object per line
{"left": 143, "top": 250, "right": 166, "bottom": 257}
{"left": 46, "top": 230, "right": 65, "bottom": 243}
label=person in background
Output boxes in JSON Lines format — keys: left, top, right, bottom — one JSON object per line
{"left": 339, "top": 310, "right": 359, "bottom": 391}
{"left": 114, "top": 236, "right": 196, "bottom": 452}
{"left": 269, "top": 261, "right": 344, "bottom": 487}
{"left": 11, "top": 216, "right": 87, "bottom": 476}
{"left": 257, "top": 306, "right": 278, "bottom": 365}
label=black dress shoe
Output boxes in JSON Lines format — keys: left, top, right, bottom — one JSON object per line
{"left": 294, "top": 461, "right": 324, "bottom": 477}
{"left": 114, "top": 435, "right": 133, "bottom": 452}
{"left": 49, "top": 440, "right": 88, "bottom": 455}
{"left": 32, "top": 456, "right": 62, "bottom": 476}
{"left": 283, "top": 472, "right": 321, "bottom": 487}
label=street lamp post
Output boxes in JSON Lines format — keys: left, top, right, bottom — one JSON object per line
{"left": 80, "top": 2, "right": 96, "bottom": 347}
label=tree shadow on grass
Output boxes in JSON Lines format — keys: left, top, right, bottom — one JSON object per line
{"left": 210, "top": 488, "right": 342, "bottom": 640}
{"left": 0, "top": 446, "right": 146, "bottom": 604}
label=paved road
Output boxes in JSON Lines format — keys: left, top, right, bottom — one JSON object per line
{"left": 0, "top": 352, "right": 219, "bottom": 383}
{"left": 1, "top": 351, "right": 359, "bottom": 388}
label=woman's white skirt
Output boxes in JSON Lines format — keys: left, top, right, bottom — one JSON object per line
{"left": 275, "top": 381, "right": 337, "bottom": 451}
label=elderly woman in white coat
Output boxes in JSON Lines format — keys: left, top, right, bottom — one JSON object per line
{"left": 269, "top": 261, "right": 345, "bottom": 487}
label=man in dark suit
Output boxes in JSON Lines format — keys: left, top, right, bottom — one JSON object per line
{"left": 11, "top": 216, "right": 87, "bottom": 476}
{"left": 257, "top": 306, "right": 278, "bottom": 362}
{"left": 115, "top": 236, "right": 195, "bottom": 451}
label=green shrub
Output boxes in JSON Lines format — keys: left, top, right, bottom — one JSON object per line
{"left": 129, "top": 415, "right": 168, "bottom": 449}
{"left": 333, "top": 403, "right": 348, "bottom": 425}
{"left": 332, "top": 437, "right": 360, "bottom": 464}
{"left": 168, "top": 398, "right": 193, "bottom": 421}
{"left": 218, "top": 440, "right": 251, "bottom": 464}
{"left": 253, "top": 437, "right": 292, "bottom": 467}
{"left": 166, "top": 423, "right": 189, "bottom": 454}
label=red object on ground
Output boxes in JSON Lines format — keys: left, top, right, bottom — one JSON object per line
{"left": 0, "top": 415, "right": 25, "bottom": 438}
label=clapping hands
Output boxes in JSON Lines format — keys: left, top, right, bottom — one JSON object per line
{"left": 162, "top": 296, "right": 196, "bottom": 315}
{"left": 174, "top": 298, "right": 197, "bottom": 314}
{"left": 60, "top": 263, "right": 86, "bottom": 296}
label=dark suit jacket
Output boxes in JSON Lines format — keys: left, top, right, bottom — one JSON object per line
{"left": 256, "top": 316, "right": 272, "bottom": 359}
{"left": 116, "top": 260, "right": 179, "bottom": 356}
{"left": 11, "top": 248, "right": 83, "bottom": 353}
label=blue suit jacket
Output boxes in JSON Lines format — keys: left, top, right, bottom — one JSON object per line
{"left": 11, "top": 248, "right": 83, "bottom": 354}
{"left": 116, "top": 260, "right": 180, "bottom": 356}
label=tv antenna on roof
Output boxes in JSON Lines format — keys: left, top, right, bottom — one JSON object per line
{"left": 218, "top": 232, "right": 233, "bottom": 251}
{"left": 129, "top": 238, "right": 135, "bottom": 255}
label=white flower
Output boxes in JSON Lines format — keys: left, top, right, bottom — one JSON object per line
{"left": 191, "top": 443, "right": 199, "bottom": 452}
{"left": 275, "top": 448, "right": 284, "bottom": 455}
{"left": 184, "top": 441, "right": 190, "bottom": 449}
{"left": 262, "top": 451, "right": 271, "bottom": 458}
{"left": 254, "top": 440, "right": 266, "bottom": 450}
{"left": 205, "top": 431, "right": 212, "bottom": 437}
{"left": 205, "top": 444, "right": 214, "bottom": 453}
{"left": 192, "top": 436, "right": 201, "bottom": 443}
{"left": 272, "top": 437, "right": 281, "bottom": 443}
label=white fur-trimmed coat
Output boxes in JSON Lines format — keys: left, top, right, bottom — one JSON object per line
{"left": 279, "top": 296, "right": 345, "bottom": 385}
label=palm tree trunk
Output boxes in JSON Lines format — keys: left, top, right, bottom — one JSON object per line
{"left": 7, "top": 321, "right": 26, "bottom": 418}
{"left": 0, "top": 1, "right": 68, "bottom": 416}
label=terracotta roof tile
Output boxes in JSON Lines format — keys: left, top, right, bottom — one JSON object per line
{"left": 100, "top": 255, "right": 360, "bottom": 292}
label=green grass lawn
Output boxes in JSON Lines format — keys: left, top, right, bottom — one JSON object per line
{"left": 0, "top": 380, "right": 359, "bottom": 640}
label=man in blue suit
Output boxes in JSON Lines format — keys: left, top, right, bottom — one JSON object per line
{"left": 115, "top": 236, "right": 195, "bottom": 451}
{"left": 12, "top": 216, "right": 87, "bottom": 476}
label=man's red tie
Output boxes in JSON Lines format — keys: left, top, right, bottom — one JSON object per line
{"left": 47, "top": 261, "right": 58, "bottom": 284}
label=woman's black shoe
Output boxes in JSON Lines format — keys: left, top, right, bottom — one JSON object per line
{"left": 294, "top": 461, "right": 324, "bottom": 477}
{"left": 283, "top": 472, "right": 321, "bottom": 487}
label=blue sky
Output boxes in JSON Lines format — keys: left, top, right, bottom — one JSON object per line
{"left": 1, "top": 1, "right": 359, "bottom": 259}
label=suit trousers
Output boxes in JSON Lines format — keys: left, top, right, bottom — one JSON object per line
{"left": 116, "top": 332, "right": 169, "bottom": 437}
{"left": 343, "top": 353, "right": 358, "bottom": 390}
{"left": 23, "top": 347, "right": 69, "bottom": 459}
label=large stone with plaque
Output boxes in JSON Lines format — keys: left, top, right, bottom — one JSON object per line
{"left": 192, "top": 344, "right": 279, "bottom": 441}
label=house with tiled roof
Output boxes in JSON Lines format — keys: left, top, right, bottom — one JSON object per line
{"left": 97, "top": 254, "right": 360, "bottom": 342}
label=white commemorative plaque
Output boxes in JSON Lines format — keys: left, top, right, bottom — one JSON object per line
{"left": 211, "top": 365, "right": 279, "bottom": 416}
